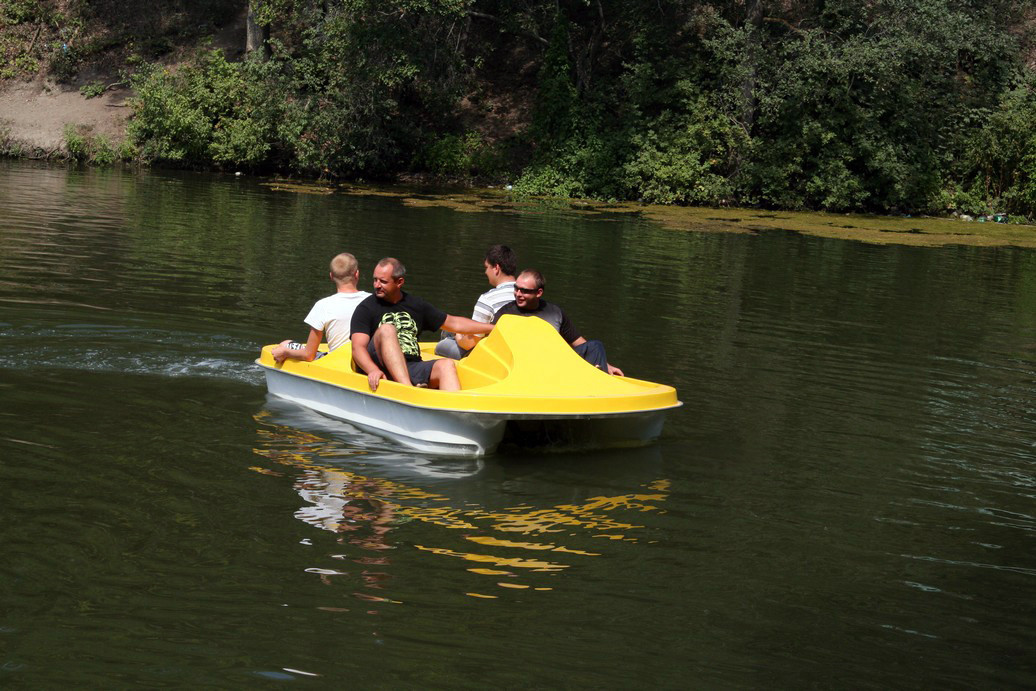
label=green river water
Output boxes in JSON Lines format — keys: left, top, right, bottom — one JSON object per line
{"left": 1, "top": 159, "right": 1035, "bottom": 687}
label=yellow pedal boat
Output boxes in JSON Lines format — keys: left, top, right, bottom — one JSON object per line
{"left": 257, "top": 314, "right": 681, "bottom": 455}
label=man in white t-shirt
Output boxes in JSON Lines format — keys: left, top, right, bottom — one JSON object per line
{"left": 272, "top": 252, "right": 371, "bottom": 363}
{"left": 434, "top": 244, "right": 518, "bottom": 359}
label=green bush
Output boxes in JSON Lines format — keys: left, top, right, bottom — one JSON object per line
{"left": 80, "top": 81, "right": 106, "bottom": 99}
{"left": 622, "top": 92, "right": 743, "bottom": 205}
{"left": 423, "top": 133, "right": 471, "bottom": 175}
{"left": 936, "top": 185, "right": 988, "bottom": 217}
{"left": 49, "top": 41, "right": 80, "bottom": 82}
{"left": 210, "top": 114, "right": 270, "bottom": 166}
{"left": 418, "top": 132, "right": 505, "bottom": 177}
{"left": 0, "top": 125, "right": 18, "bottom": 156}
{"left": 63, "top": 125, "right": 127, "bottom": 165}
{"left": 955, "top": 82, "right": 1036, "bottom": 217}
{"left": 512, "top": 163, "right": 585, "bottom": 199}
{"left": 116, "top": 138, "right": 137, "bottom": 161}
{"left": 0, "top": 0, "right": 44, "bottom": 24}
{"left": 513, "top": 123, "right": 631, "bottom": 201}
{"left": 126, "top": 1, "right": 472, "bottom": 177}
{"left": 63, "top": 124, "right": 89, "bottom": 161}
{"left": 91, "top": 135, "right": 117, "bottom": 165}
{"left": 129, "top": 50, "right": 261, "bottom": 166}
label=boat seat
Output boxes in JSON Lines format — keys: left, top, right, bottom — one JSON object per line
{"left": 455, "top": 325, "right": 513, "bottom": 389}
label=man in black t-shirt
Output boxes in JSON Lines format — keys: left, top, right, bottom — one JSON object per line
{"left": 350, "top": 257, "right": 494, "bottom": 391}
{"left": 493, "top": 269, "right": 624, "bottom": 376}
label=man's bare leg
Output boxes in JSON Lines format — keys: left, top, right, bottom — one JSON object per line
{"left": 429, "top": 359, "right": 460, "bottom": 391}
{"left": 373, "top": 323, "right": 412, "bottom": 386}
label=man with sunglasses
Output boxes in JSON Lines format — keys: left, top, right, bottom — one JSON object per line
{"left": 493, "top": 269, "right": 624, "bottom": 376}
{"left": 350, "top": 257, "right": 494, "bottom": 392}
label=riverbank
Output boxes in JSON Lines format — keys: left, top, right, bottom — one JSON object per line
{"left": 0, "top": 4, "right": 244, "bottom": 157}
{"left": 2, "top": 68, "right": 1034, "bottom": 250}
{"left": 0, "top": 79, "right": 131, "bottom": 155}
{"left": 3, "top": 3, "right": 1036, "bottom": 224}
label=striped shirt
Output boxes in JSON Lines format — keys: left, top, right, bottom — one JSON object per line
{"left": 471, "top": 281, "right": 516, "bottom": 322}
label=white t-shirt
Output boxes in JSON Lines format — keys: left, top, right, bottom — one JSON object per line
{"left": 304, "top": 291, "right": 371, "bottom": 351}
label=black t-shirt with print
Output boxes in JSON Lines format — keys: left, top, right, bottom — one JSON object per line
{"left": 351, "top": 292, "right": 447, "bottom": 362}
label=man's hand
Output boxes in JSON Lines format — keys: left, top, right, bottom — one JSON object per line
{"left": 272, "top": 339, "right": 293, "bottom": 364}
{"left": 442, "top": 315, "right": 494, "bottom": 337}
{"left": 368, "top": 369, "right": 386, "bottom": 391}
{"left": 455, "top": 333, "right": 484, "bottom": 351}
{"left": 606, "top": 363, "right": 624, "bottom": 377}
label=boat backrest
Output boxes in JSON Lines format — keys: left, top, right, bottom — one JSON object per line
{"left": 455, "top": 323, "right": 514, "bottom": 388}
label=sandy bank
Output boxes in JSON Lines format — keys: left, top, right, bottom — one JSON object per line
{"left": 0, "top": 79, "right": 131, "bottom": 153}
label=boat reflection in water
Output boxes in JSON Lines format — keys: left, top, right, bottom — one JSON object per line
{"left": 252, "top": 408, "right": 670, "bottom": 603}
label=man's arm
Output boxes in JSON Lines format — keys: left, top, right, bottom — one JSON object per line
{"left": 272, "top": 328, "right": 323, "bottom": 363}
{"left": 350, "top": 331, "right": 386, "bottom": 391}
{"left": 443, "top": 315, "right": 494, "bottom": 351}
{"left": 441, "top": 315, "right": 494, "bottom": 335}
{"left": 443, "top": 300, "right": 492, "bottom": 353}
{"left": 569, "top": 336, "right": 623, "bottom": 376}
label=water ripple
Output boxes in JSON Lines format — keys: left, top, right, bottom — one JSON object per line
{"left": 0, "top": 323, "right": 262, "bottom": 384}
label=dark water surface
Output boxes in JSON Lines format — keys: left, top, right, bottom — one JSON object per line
{"left": 2, "top": 160, "right": 1035, "bottom": 687}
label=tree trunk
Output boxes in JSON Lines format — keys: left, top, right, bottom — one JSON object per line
{"left": 246, "top": 3, "right": 271, "bottom": 60}
{"left": 741, "top": 0, "right": 764, "bottom": 133}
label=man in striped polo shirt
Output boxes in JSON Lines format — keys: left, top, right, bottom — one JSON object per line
{"left": 435, "top": 244, "right": 518, "bottom": 359}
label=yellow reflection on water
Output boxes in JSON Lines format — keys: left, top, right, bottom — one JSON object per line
{"left": 466, "top": 536, "right": 566, "bottom": 550}
{"left": 465, "top": 535, "right": 601, "bottom": 557}
{"left": 252, "top": 411, "right": 670, "bottom": 599}
{"left": 415, "top": 545, "right": 568, "bottom": 572}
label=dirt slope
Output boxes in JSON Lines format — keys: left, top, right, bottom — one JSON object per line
{"left": 0, "top": 80, "right": 131, "bottom": 152}
{"left": 0, "top": 8, "right": 247, "bottom": 155}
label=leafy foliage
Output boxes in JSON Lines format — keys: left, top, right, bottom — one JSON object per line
{"left": 1, "top": 0, "right": 240, "bottom": 81}
{"left": 66, "top": 0, "right": 1036, "bottom": 215}
{"left": 79, "top": 81, "right": 106, "bottom": 99}
{"left": 63, "top": 124, "right": 89, "bottom": 161}
{"left": 63, "top": 124, "right": 131, "bottom": 165}
{"left": 957, "top": 80, "right": 1036, "bottom": 216}
{"left": 623, "top": 90, "right": 744, "bottom": 205}
{"left": 417, "top": 131, "right": 507, "bottom": 177}
{"left": 126, "top": 1, "right": 478, "bottom": 177}
{"left": 128, "top": 50, "right": 265, "bottom": 166}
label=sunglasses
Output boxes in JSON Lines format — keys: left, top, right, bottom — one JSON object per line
{"left": 514, "top": 286, "right": 539, "bottom": 294}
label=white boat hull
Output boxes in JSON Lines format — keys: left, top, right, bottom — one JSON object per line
{"left": 263, "top": 366, "right": 670, "bottom": 456}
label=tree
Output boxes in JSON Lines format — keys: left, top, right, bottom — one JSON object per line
{"left": 246, "top": 2, "right": 271, "bottom": 60}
